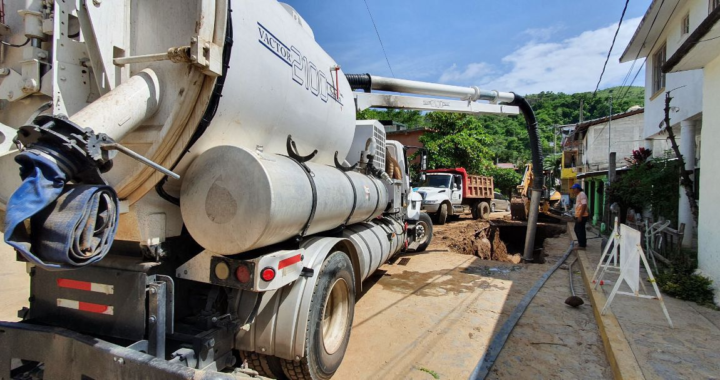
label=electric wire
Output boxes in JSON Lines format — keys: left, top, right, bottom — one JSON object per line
{"left": 615, "top": 0, "right": 667, "bottom": 102}
{"left": 593, "top": 0, "right": 631, "bottom": 96}
{"left": 617, "top": 0, "right": 679, "bottom": 104}
{"left": 587, "top": 0, "right": 681, "bottom": 149}
{"left": 362, "top": 0, "right": 395, "bottom": 77}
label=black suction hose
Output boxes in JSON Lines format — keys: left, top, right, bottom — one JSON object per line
{"left": 346, "top": 73, "right": 372, "bottom": 93}
{"left": 508, "top": 93, "right": 544, "bottom": 262}
{"left": 509, "top": 93, "right": 543, "bottom": 191}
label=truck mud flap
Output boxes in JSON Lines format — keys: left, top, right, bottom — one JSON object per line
{"left": 0, "top": 322, "right": 244, "bottom": 380}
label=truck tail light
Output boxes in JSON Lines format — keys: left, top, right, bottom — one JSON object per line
{"left": 260, "top": 267, "right": 276, "bottom": 282}
{"left": 214, "top": 262, "right": 230, "bottom": 280}
{"left": 235, "top": 264, "right": 251, "bottom": 283}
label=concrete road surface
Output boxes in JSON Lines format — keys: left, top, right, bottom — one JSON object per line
{"left": 0, "top": 243, "right": 29, "bottom": 321}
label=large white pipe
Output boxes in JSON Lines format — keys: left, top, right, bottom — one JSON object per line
{"left": 363, "top": 75, "right": 515, "bottom": 103}
{"left": 69, "top": 69, "right": 161, "bottom": 141}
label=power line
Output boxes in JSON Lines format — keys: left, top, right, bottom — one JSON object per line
{"left": 617, "top": 0, "right": 679, "bottom": 104}
{"left": 593, "top": 0, "right": 631, "bottom": 95}
{"left": 615, "top": 0, "right": 667, "bottom": 102}
{"left": 362, "top": 0, "right": 394, "bottom": 77}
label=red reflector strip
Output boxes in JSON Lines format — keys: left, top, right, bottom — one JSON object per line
{"left": 57, "top": 279, "right": 114, "bottom": 295}
{"left": 57, "top": 299, "right": 114, "bottom": 315}
{"left": 57, "top": 279, "right": 91, "bottom": 291}
{"left": 278, "top": 254, "right": 302, "bottom": 270}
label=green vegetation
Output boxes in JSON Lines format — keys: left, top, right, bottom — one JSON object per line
{"left": 609, "top": 150, "right": 715, "bottom": 307}
{"left": 357, "top": 86, "right": 643, "bottom": 195}
{"left": 418, "top": 367, "right": 440, "bottom": 379}
{"left": 608, "top": 152, "right": 680, "bottom": 226}
{"left": 656, "top": 255, "right": 716, "bottom": 309}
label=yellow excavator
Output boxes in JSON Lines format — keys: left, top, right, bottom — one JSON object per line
{"left": 510, "top": 163, "right": 568, "bottom": 222}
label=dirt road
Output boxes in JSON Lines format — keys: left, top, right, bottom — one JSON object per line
{"left": 335, "top": 214, "right": 612, "bottom": 379}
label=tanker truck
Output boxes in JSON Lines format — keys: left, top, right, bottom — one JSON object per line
{"left": 0, "top": 1, "right": 539, "bottom": 379}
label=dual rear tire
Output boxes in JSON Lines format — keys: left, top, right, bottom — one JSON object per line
{"left": 242, "top": 251, "right": 355, "bottom": 380}
{"left": 472, "top": 201, "right": 491, "bottom": 220}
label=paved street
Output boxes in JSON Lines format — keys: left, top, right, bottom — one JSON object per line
{"left": 0, "top": 243, "right": 28, "bottom": 322}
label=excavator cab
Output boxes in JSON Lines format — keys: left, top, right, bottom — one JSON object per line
{"left": 511, "top": 164, "right": 567, "bottom": 222}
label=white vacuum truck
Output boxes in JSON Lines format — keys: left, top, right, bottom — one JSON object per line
{"left": 0, "top": 1, "right": 538, "bottom": 379}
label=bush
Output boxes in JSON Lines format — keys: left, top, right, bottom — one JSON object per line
{"left": 608, "top": 155, "right": 680, "bottom": 225}
{"left": 656, "top": 270, "right": 716, "bottom": 308}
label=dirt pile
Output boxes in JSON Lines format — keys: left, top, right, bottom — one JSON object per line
{"left": 433, "top": 220, "right": 521, "bottom": 263}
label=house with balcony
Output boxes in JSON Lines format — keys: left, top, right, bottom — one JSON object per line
{"left": 622, "top": 0, "right": 720, "bottom": 303}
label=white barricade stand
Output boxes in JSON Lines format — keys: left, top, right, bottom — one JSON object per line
{"left": 596, "top": 224, "right": 673, "bottom": 328}
{"left": 592, "top": 217, "right": 620, "bottom": 288}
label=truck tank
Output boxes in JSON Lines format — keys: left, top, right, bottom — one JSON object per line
{"left": 181, "top": 145, "right": 388, "bottom": 255}
{"left": 0, "top": 0, "right": 356, "bottom": 248}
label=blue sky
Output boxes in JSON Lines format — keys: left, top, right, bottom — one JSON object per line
{"left": 285, "top": 1, "right": 651, "bottom": 95}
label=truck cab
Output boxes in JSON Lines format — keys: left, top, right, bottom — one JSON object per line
{"left": 417, "top": 168, "right": 494, "bottom": 224}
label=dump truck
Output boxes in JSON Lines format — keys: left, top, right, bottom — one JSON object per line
{"left": 416, "top": 168, "right": 494, "bottom": 224}
{"left": 0, "top": 1, "right": 532, "bottom": 378}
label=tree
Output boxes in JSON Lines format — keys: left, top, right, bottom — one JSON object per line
{"left": 419, "top": 113, "right": 495, "bottom": 174}
{"left": 356, "top": 86, "right": 646, "bottom": 190}
{"left": 483, "top": 167, "right": 522, "bottom": 197}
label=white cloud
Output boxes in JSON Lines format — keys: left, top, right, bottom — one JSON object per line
{"left": 438, "top": 17, "right": 643, "bottom": 95}
{"left": 439, "top": 62, "right": 496, "bottom": 83}
{"left": 520, "top": 25, "right": 565, "bottom": 42}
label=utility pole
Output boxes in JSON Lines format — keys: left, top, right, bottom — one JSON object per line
{"left": 579, "top": 99, "right": 584, "bottom": 123}
{"left": 607, "top": 95, "right": 613, "bottom": 159}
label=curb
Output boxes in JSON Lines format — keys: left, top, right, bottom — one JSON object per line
{"left": 575, "top": 244, "right": 645, "bottom": 380}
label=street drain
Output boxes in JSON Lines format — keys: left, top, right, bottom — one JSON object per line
{"left": 397, "top": 257, "right": 411, "bottom": 266}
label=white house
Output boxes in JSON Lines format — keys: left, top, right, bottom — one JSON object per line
{"left": 622, "top": 0, "right": 720, "bottom": 303}
{"left": 573, "top": 107, "right": 645, "bottom": 173}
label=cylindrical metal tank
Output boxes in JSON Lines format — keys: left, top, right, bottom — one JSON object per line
{"left": 343, "top": 218, "right": 405, "bottom": 282}
{"left": 172, "top": 0, "right": 356, "bottom": 179}
{"left": 181, "top": 146, "right": 388, "bottom": 255}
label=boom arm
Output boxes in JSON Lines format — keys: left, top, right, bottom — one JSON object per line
{"left": 348, "top": 74, "right": 519, "bottom": 116}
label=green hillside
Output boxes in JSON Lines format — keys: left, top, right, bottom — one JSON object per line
{"left": 357, "top": 86, "right": 645, "bottom": 174}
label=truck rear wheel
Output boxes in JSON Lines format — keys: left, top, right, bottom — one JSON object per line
{"left": 282, "top": 251, "right": 355, "bottom": 380}
{"left": 436, "top": 203, "right": 448, "bottom": 225}
{"left": 412, "top": 212, "right": 433, "bottom": 252}
{"left": 239, "top": 351, "right": 287, "bottom": 379}
{"left": 478, "top": 202, "right": 491, "bottom": 220}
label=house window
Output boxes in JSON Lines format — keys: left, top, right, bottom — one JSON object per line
{"left": 652, "top": 44, "right": 666, "bottom": 94}
{"left": 682, "top": 14, "right": 690, "bottom": 35}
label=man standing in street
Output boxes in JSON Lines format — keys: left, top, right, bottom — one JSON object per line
{"left": 572, "top": 183, "right": 589, "bottom": 249}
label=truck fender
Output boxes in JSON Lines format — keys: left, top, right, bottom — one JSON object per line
{"left": 235, "top": 236, "right": 360, "bottom": 361}
{"left": 406, "top": 192, "right": 422, "bottom": 221}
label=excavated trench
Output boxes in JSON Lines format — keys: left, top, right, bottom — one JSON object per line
{"left": 433, "top": 219, "right": 566, "bottom": 264}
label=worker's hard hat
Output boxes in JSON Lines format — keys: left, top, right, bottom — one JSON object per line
{"left": 571, "top": 184, "right": 583, "bottom": 190}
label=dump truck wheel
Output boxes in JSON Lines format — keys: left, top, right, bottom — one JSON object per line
{"left": 436, "top": 203, "right": 448, "bottom": 225}
{"left": 471, "top": 202, "right": 480, "bottom": 219}
{"left": 478, "top": 202, "right": 491, "bottom": 220}
{"left": 413, "top": 212, "right": 434, "bottom": 252}
{"left": 282, "top": 252, "right": 355, "bottom": 380}
{"left": 238, "top": 351, "right": 287, "bottom": 379}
